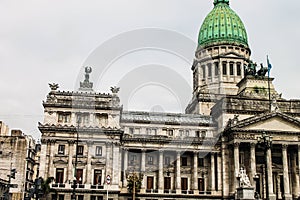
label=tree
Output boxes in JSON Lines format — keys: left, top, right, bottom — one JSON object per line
{"left": 40, "top": 177, "right": 55, "bottom": 199}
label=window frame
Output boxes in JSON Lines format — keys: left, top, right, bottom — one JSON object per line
{"left": 95, "top": 146, "right": 102, "bottom": 156}
{"left": 77, "top": 145, "right": 84, "bottom": 156}
{"left": 58, "top": 144, "right": 65, "bottom": 155}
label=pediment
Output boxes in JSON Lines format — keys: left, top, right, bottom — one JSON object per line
{"left": 229, "top": 112, "right": 300, "bottom": 133}
{"left": 220, "top": 52, "right": 243, "bottom": 58}
{"left": 245, "top": 117, "right": 300, "bottom": 132}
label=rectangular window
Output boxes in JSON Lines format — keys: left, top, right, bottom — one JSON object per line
{"left": 165, "top": 156, "right": 170, "bottom": 165}
{"left": 181, "top": 178, "right": 188, "bottom": 190}
{"left": 55, "top": 168, "right": 64, "bottom": 184}
{"left": 230, "top": 63, "right": 234, "bottom": 75}
{"left": 198, "top": 158, "right": 204, "bottom": 167}
{"left": 95, "top": 146, "right": 102, "bottom": 156}
{"left": 237, "top": 63, "right": 241, "bottom": 76}
{"left": 96, "top": 113, "right": 108, "bottom": 127}
{"left": 58, "top": 112, "right": 71, "bottom": 123}
{"left": 76, "top": 169, "right": 83, "bottom": 184}
{"left": 164, "top": 177, "right": 171, "bottom": 190}
{"left": 215, "top": 62, "right": 219, "bottom": 76}
{"left": 148, "top": 156, "right": 153, "bottom": 165}
{"left": 208, "top": 64, "right": 212, "bottom": 77}
{"left": 222, "top": 62, "right": 227, "bottom": 75}
{"left": 196, "top": 131, "right": 200, "bottom": 138}
{"left": 78, "top": 195, "right": 84, "bottom": 200}
{"left": 198, "top": 178, "right": 204, "bottom": 191}
{"left": 93, "top": 170, "right": 102, "bottom": 185}
{"left": 77, "top": 113, "right": 89, "bottom": 125}
{"left": 202, "top": 65, "right": 206, "bottom": 78}
{"left": 77, "top": 146, "right": 84, "bottom": 155}
{"left": 179, "top": 130, "right": 184, "bottom": 137}
{"left": 58, "top": 145, "right": 65, "bottom": 155}
{"left": 129, "top": 127, "right": 134, "bottom": 134}
{"left": 181, "top": 157, "right": 187, "bottom": 166}
{"left": 58, "top": 195, "right": 64, "bottom": 200}
{"left": 185, "top": 130, "right": 189, "bottom": 137}
{"left": 130, "top": 154, "right": 137, "bottom": 164}
{"left": 147, "top": 177, "right": 154, "bottom": 190}
{"left": 167, "top": 129, "right": 173, "bottom": 136}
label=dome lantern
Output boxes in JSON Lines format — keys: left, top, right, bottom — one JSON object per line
{"left": 214, "top": 0, "right": 229, "bottom": 6}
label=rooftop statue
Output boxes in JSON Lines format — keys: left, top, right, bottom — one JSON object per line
{"left": 79, "top": 66, "right": 93, "bottom": 91}
{"left": 48, "top": 83, "right": 59, "bottom": 91}
{"left": 245, "top": 61, "right": 268, "bottom": 78}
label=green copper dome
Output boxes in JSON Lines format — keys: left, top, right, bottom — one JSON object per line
{"left": 198, "top": 0, "right": 248, "bottom": 48}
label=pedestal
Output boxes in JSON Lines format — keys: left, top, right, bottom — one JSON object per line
{"left": 236, "top": 187, "right": 255, "bottom": 200}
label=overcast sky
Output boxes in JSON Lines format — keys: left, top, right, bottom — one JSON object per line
{"left": 0, "top": 0, "right": 300, "bottom": 140}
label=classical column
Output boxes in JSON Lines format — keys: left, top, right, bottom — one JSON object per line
{"left": 234, "top": 142, "right": 240, "bottom": 189}
{"left": 211, "top": 153, "right": 216, "bottom": 192}
{"left": 217, "top": 153, "right": 222, "bottom": 191}
{"left": 140, "top": 149, "right": 146, "bottom": 192}
{"left": 193, "top": 151, "right": 198, "bottom": 192}
{"left": 176, "top": 151, "right": 181, "bottom": 193}
{"left": 67, "top": 140, "right": 75, "bottom": 182}
{"left": 282, "top": 144, "right": 292, "bottom": 200}
{"left": 276, "top": 175, "right": 282, "bottom": 199}
{"left": 222, "top": 140, "right": 229, "bottom": 196}
{"left": 158, "top": 150, "right": 164, "bottom": 192}
{"left": 292, "top": 152, "right": 299, "bottom": 197}
{"left": 86, "top": 141, "right": 93, "bottom": 185}
{"left": 266, "top": 147, "right": 275, "bottom": 197}
{"left": 250, "top": 143, "right": 257, "bottom": 186}
{"left": 123, "top": 149, "right": 128, "bottom": 187}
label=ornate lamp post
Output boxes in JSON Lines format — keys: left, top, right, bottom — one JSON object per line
{"left": 71, "top": 117, "right": 81, "bottom": 200}
{"left": 257, "top": 132, "right": 272, "bottom": 200}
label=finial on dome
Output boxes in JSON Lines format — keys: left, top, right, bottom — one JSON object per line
{"left": 214, "top": 0, "right": 229, "bottom": 6}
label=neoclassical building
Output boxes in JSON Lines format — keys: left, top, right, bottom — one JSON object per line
{"left": 39, "top": 0, "right": 300, "bottom": 200}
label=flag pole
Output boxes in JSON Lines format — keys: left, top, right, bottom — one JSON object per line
{"left": 267, "top": 55, "right": 271, "bottom": 111}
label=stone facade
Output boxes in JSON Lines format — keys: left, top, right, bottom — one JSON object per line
{"left": 38, "top": 1, "right": 300, "bottom": 200}
{"left": 0, "top": 125, "right": 38, "bottom": 200}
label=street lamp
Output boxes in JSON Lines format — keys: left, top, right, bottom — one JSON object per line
{"left": 257, "top": 132, "right": 272, "bottom": 200}
{"left": 71, "top": 116, "right": 81, "bottom": 200}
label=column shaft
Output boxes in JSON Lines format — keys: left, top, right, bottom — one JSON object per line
{"left": 141, "top": 150, "right": 146, "bottom": 190}
{"left": 282, "top": 145, "right": 291, "bottom": 197}
{"left": 250, "top": 143, "right": 256, "bottom": 186}
{"left": 123, "top": 150, "right": 128, "bottom": 187}
{"left": 211, "top": 153, "right": 216, "bottom": 191}
{"left": 217, "top": 153, "right": 222, "bottom": 191}
{"left": 176, "top": 151, "right": 181, "bottom": 190}
{"left": 193, "top": 152, "right": 198, "bottom": 191}
{"left": 234, "top": 143, "right": 240, "bottom": 189}
{"left": 266, "top": 148, "right": 274, "bottom": 195}
{"left": 292, "top": 152, "right": 299, "bottom": 197}
{"left": 158, "top": 151, "right": 164, "bottom": 191}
